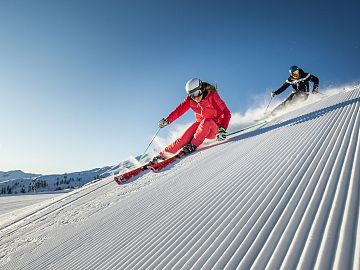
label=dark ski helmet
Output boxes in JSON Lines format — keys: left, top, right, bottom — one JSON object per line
{"left": 289, "top": 65, "right": 299, "bottom": 74}
{"left": 185, "top": 78, "right": 204, "bottom": 98}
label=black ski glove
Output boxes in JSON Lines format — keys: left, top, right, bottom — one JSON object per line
{"left": 158, "top": 118, "right": 170, "bottom": 128}
{"left": 216, "top": 127, "right": 227, "bottom": 141}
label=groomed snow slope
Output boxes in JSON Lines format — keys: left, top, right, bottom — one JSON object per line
{"left": 0, "top": 87, "right": 359, "bottom": 270}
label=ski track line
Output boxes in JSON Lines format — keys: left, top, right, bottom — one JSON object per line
{"left": 256, "top": 101, "right": 355, "bottom": 269}
{"left": 314, "top": 102, "right": 359, "bottom": 270}
{"left": 236, "top": 103, "right": 351, "bottom": 270}
{"left": 279, "top": 90, "right": 359, "bottom": 269}
{"left": 257, "top": 96, "right": 358, "bottom": 270}
{"left": 295, "top": 89, "right": 359, "bottom": 270}
{"left": 216, "top": 106, "right": 346, "bottom": 270}
{"left": 0, "top": 87, "right": 359, "bottom": 270}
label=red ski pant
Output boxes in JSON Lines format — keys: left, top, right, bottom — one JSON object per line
{"left": 161, "top": 118, "right": 219, "bottom": 155}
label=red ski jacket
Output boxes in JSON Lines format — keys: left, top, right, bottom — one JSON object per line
{"left": 166, "top": 91, "right": 231, "bottom": 129}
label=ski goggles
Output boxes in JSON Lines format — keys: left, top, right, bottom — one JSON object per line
{"left": 291, "top": 70, "right": 300, "bottom": 77}
{"left": 188, "top": 88, "right": 203, "bottom": 99}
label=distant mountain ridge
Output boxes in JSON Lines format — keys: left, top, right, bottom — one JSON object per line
{"left": 0, "top": 154, "right": 150, "bottom": 195}
{"left": 0, "top": 170, "right": 42, "bottom": 183}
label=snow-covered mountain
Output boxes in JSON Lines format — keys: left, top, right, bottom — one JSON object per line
{"left": 0, "top": 86, "right": 359, "bottom": 269}
{"left": 0, "top": 155, "right": 151, "bottom": 195}
{"left": 0, "top": 170, "right": 41, "bottom": 184}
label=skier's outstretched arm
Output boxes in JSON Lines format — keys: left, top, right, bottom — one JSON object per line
{"left": 163, "top": 97, "right": 191, "bottom": 124}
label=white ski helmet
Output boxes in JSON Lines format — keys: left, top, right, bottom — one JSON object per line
{"left": 185, "top": 78, "right": 203, "bottom": 97}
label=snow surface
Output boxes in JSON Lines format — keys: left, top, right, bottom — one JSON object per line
{"left": 0, "top": 193, "right": 64, "bottom": 216}
{"left": 0, "top": 87, "right": 359, "bottom": 270}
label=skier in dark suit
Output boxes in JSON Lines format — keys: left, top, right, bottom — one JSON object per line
{"left": 271, "top": 65, "right": 319, "bottom": 113}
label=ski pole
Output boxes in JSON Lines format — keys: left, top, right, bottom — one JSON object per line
{"left": 264, "top": 96, "right": 273, "bottom": 115}
{"left": 139, "top": 127, "right": 161, "bottom": 161}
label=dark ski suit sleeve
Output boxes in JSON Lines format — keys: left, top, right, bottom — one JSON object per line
{"left": 309, "top": 74, "right": 319, "bottom": 90}
{"left": 274, "top": 81, "right": 290, "bottom": 95}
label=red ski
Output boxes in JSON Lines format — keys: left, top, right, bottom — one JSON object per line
{"left": 148, "top": 152, "right": 185, "bottom": 172}
{"left": 114, "top": 153, "right": 185, "bottom": 184}
{"left": 114, "top": 163, "right": 150, "bottom": 184}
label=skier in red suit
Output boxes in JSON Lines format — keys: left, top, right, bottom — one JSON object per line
{"left": 150, "top": 78, "right": 231, "bottom": 164}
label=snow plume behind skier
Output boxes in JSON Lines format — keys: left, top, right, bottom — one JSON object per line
{"left": 150, "top": 78, "right": 231, "bottom": 164}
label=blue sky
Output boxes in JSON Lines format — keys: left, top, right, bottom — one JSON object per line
{"left": 0, "top": 0, "right": 359, "bottom": 174}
